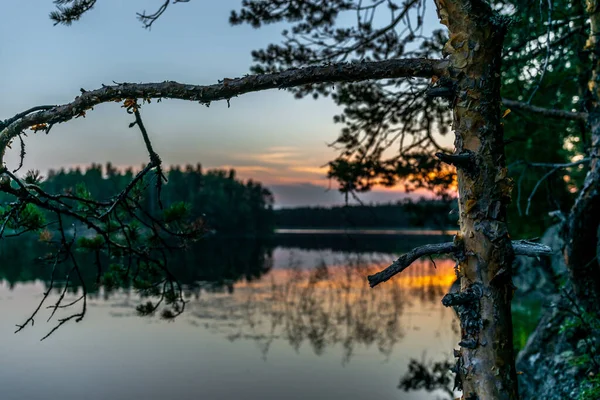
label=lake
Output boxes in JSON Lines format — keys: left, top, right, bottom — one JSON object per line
{"left": 0, "top": 231, "right": 461, "bottom": 400}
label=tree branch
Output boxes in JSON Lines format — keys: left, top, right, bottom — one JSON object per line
{"left": 367, "top": 240, "right": 553, "bottom": 288}
{"left": 525, "top": 158, "right": 591, "bottom": 216}
{"left": 511, "top": 239, "right": 554, "bottom": 257}
{"left": 502, "top": 98, "right": 587, "bottom": 122}
{"left": 368, "top": 242, "right": 455, "bottom": 288}
{"left": 0, "top": 58, "right": 448, "bottom": 164}
{"left": 435, "top": 152, "right": 475, "bottom": 170}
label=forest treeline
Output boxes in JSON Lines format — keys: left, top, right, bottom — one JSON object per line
{"left": 274, "top": 199, "right": 458, "bottom": 229}
{"left": 0, "top": 163, "right": 459, "bottom": 235}
{"left": 0, "top": 163, "right": 276, "bottom": 236}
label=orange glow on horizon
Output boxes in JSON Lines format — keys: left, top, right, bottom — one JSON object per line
{"left": 234, "top": 257, "right": 457, "bottom": 292}
{"left": 40, "top": 160, "right": 459, "bottom": 200}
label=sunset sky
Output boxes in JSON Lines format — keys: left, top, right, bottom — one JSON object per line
{"left": 1, "top": 1, "right": 448, "bottom": 207}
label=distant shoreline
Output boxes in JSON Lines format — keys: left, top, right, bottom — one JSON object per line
{"left": 275, "top": 228, "right": 458, "bottom": 236}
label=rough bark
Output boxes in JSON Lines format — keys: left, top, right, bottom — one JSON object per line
{"left": 434, "top": 0, "right": 519, "bottom": 398}
{"left": 563, "top": 0, "right": 600, "bottom": 312}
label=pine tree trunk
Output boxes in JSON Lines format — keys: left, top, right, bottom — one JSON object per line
{"left": 434, "top": 1, "right": 519, "bottom": 398}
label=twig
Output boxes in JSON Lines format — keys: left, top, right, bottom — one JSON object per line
{"left": 527, "top": 0, "right": 553, "bottom": 104}
{"left": 0, "top": 105, "right": 56, "bottom": 129}
{"left": 516, "top": 164, "right": 527, "bottom": 216}
{"left": 137, "top": 0, "right": 190, "bottom": 29}
{"left": 133, "top": 108, "right": 165, "bottom": 208}
{"left": 526, "top": 159, "right": 590, "bottom": 215}
{"left": 502, "top": 99, "right": 587, "bottom": 121}
{"left": 0, "top": 206, "right": 18, "bottom": 238}
{"left": 14, "top": 251, "right": 63, "bottom": 333}
{"left": 99, "top": 163, "right": 154, "bottom": 219}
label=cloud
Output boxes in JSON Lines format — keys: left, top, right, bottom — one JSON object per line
{"left": 215, "top": 165, "right": 276, "bottom": 173}
{"left": 250, "top": 152, "right": 298, "bottom": 165}
{"left": 230, "top": 146, "right": 313, "bottom": 167}
{"left": 264, "top": 146, "right": 298, "bottom": 152}
{"left": 218, "top": 146, "right": 334, "bottom": 185}
{"left": 288, "top": 166, "right": 328, "bottom": 175}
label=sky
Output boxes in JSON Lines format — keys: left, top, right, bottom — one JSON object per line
{"left": 0, "top": 1, "right": 446, "bottom": 207}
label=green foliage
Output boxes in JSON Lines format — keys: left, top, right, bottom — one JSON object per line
{"left": 135, "top": 301, "right": 156, "bottom": 317}
{"left": 24, "top": 170, "right": 43, "bottom": 185}
{"left": 76, "top": 235, "right": 104, "bottom": 250}
{"left": 0, "top": 162, "right": 275, "bottom": 237}
{"left": 512, "top": 300, "right": 542, "bottom": 352}
{"left": 500, "top": 0, "right": 586, "bottom": 236}
{"left": 13, "top": 204, "right": 46, "bottom": 231}
{"left": 162, "top": 201, "right": 190, "bottom": 224}
{"left": 101, "top": 264, "right": 130, "bottom": 290}
{"left": 580, "top": 374, "right": 600, "bottom": 400}
{"left": 124, "top": 220, "right": 142, "bottom": 243}
{"left": 74, "top": 182, "right": 91, "bottom": 199}
{"left": 231, "top": 1, "right": 454, "bottom": 198}
{"left": 230, "top": 0, "right": 590, "bottom": 238}
{"left": 556, "top": 302, "right": 600, "bottom": 399}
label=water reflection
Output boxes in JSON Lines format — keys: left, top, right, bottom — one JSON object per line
{"left": 184, "top": 254, "right": 458, "bottom": 365}
{"left": 77, "top": 252, "right": 459, "bottom": 369}
{"left": 0, "top": 236, "right": 275, "bottom": 292}
{"left": 399, "top": 358, "right": 456, "bottom": 400}
{"left": 0, "top": 233, "right": 460, "bottom": 400}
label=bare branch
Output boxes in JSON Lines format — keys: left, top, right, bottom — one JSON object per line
{"left": 368, "top": 240, "right": 553, "bottom": 288}
{"left": 0, "top": 58, "right": 448, "bottom": 164}
{"left": 137, "top": 0, "right": 190, "bottom": 29}
{"left": 14, "top": 251, "right": 63, "bottom": 334}
{"left": 435, "top": 152, "right": 475, "bottom": 170}
{"left": 368, "top": 242, "right": 455, "bottom": 288}
{"left": 526, "top": 158, "right": 591, "bottom": 216}
{"left": 511, "top": 239, "right": 553, "bottom": 257}
{"left": 526, "top": 0, "right": 553, "bottom": 104}
{"left": 502, "top": 98, "right": 587, "bottom": 122}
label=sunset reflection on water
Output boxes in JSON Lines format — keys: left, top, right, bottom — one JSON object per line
{"left": 1, "top": 247, "right": 460, "bottom": 400}
{"left": 185, "top": 255, "right": 459, "bottom": 364}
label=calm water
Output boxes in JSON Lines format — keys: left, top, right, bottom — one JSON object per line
{"left": 0, "top": 232, "right": 460, "bottom": 400}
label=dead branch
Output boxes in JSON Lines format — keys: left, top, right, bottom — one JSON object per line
{"left": 368, "top": 242, "right": 455, "bottom": 288}
{"left": 435, "top": 152, "right": 475, "bottom": 170}
{"left": 511, "top": 239, "right": 554, "bottom": 257}
{"left": 368, "top": 240, "right": 553, "bottom": 288}
{"left": 0, "top": 58, "right": 448, "bottom": 164}
{"left": 137, "top": 0, "right": 190, "bottom": 29}
{"left": 525, "top": 158, "right": 591, "bottom": 216}
{"left": 502, "top": 98, "right": 587, "bottom": 122}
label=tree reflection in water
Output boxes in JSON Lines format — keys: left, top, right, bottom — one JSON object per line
{"left": 180, "top": 253, "right": 458, "bottom": 366}
{"left": 1, "top": 234, "right": 460, "bottom": 398}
